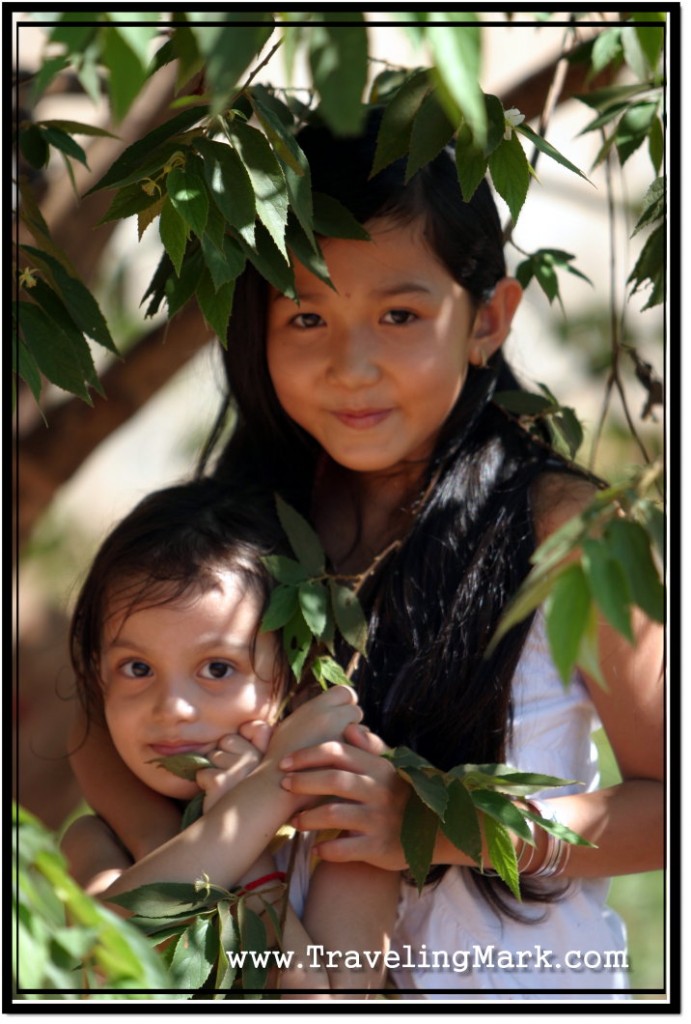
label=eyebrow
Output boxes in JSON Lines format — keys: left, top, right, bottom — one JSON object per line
{"left": 272, "top": 282, "right": 434, "bottom": 304}
{"left": 105, "top": 635, "right": 251, "bottom": 654}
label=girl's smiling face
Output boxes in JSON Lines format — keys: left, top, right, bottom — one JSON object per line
{"left": 266, "top": 218, "right": 514, "bottom": 482}
{"left": 100, "top": 572, "right": 281, "bottom": 800}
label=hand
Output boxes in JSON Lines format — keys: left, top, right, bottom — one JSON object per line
{"left": 278, "top": 721, "right": 411, "bottom": 872}
{"left": 196, "top": 723, "right": 273, "bottom": 813}
{"left": 265, "top": 685, "right": 363, "bottom": 766}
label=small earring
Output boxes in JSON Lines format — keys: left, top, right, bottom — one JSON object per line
{"left": 473, "top": 347, "right": 488, "bottom": 368}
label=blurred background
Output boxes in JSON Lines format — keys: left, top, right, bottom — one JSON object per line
{"left": 13, "top": 13, "right": 666, "bottom": 996}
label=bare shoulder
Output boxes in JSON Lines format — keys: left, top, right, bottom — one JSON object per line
{"left": 530, "top": 471, "right": 599, "bottom": 545}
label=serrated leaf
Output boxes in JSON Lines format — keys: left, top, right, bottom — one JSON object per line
{"left": 604, "top": 519, "right": 664, "bottom": 622}
{"left": 190, "top": 21, "right": 274, "bottom": 117}
{"left": 147, "top": 752, "right": 214, "bottom": 781}
{"left": 311, "top": 193, "right": 370, "bottom": 240}
{"left": 159, "top": 196, "right": 189, "bottom": 277}
{"left": 488, "top": 133, "right": 531, "bottom": 224}
{"left": 167, "top": 157, "right": 209, "bottom": 238}
{"left": 196, "top": 137, "right": 256, "bottom": 247}
{"left": 524, "top": 809, "right": 594, "bottom": 847}
{"left": 86, "top": 105, "right": 208, "bottom": 194}
{"left": 471, "top": 789, "right": 533, "bottom": 843}
{"left": 483, "top": 816, "right": 520, "bottom": 899}
{"left": 20, "top": 245, "right": 118, "bottom": 353}
{"left": 275, "top": 495, "right": 326, "bottom": 575}
{"left": 440, "top": 778, "right": 483, "bottom": 864}
{"left": 18, "top": 301, "right": 92, "bottom": 403}
{"left": 401, "top": 791, "right": 438, "bottom": 893}
{"left": 181, "top": 792, "right": 205, "bottom": 830}
{"left": 483, "top": 94, "right": 507, "bottom": 156}
{"left": 405, "top": 90, "right": 456, "bottom": 182}
{"left": 108, "top": 881, "right": 225, "bottom": 918}
{"left": 329, "top": 580, "right": 368, "bottom": 655}
{"left": 401, "top": 766, "right": 449, "bottom": 819}
{"left": 582, "top": 538, "right": 634, "bottom": 642}
{"left": 371, "top": 69, "right": 431, "bottom": 176}
{"left": 308, "top": 19, "right": 368, "bottom": 136}
{"left": 39, "top": 125, "right": 89, "bottom": 167}
{"left": 17, "top": 339, "right": 43, "bottom": 405}
{"left": 455, "top": 126, "right": 487, "bottom": 203}
{"left": 237, "top": 901, "right": 269, "bottom": 989}
{"left": 312, "top": 656, "right": 351, "bottom": 687}
{"left": 227, "top": 120, "right": 289, "bottom": 259}
{"left": 168, "top": 916, "right": 218, "bottom": 989}
{"left": 261, "top": 554, "right": 309, "bottom": 586}
{"left": 516, "top": 123, "right": 590, "bottom": 183}
{"left": 450, "top": 763, "right": 574, "bottom": 796}
{"left": 286, "top": 218, "right": 331, "bottom": 288}
{"left": 427, "top": 21, "right": 484, "bottom": 146}
{"left": 165, "top": 243, "right": 204, "bottom": 318}
{"left": 38, "top": 118, "right": 118, "bottom": 139}
{"left": 544, "top": 563, "right": 592, "bottom": 684}
{"left": 201, "top": 231, "right": 245, "bottom": 291}
{"left": 299, "top": 580, "right": 330, "bottom": 639}
{"left": 493, "top": 390, "right": 553, "bottom": 416}
{"left": 260, "top": 583, "right": 300, "bottom": 633}
{"left": 195, "top": 266, "right": 235, "bottom": 341}
{"left": 99, "top": 181, "right": 163, "bottom": 225}
{"left": 235, "top": 223, "right": 296, "bottom": 299}
{"left": 101, "top": 24, "right": 149, "bottom": 123}
{"left": 283, "top": 608, "right": 313, "bottom": 681}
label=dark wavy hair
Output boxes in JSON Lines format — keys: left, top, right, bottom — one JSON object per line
{"left": 208, "top": 108, "right": 584, "bottom": 906}
{"left": 69, "top": 477, "right": 286, "bottom": 728}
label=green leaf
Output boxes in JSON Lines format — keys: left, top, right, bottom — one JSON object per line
{"left": 455, "top": 126, "right": 487, "bottom": 203}
{"left": 308, "top": 18, "right": 368, "bottom": 135}
{"left": 180, "top": 792, "right": 205, "bottom": 830}
{"left": 329, "top": 580, "right": 369, "bottom": 655}
{"left": 235, "top": 223, "right": 296, "bottom": 299}
{"left": 108, "top": 881, "right": 225, "bottom": 918}
{"left": 544, "top": 563, "right": 592, "bottom": 684}
{"left": 99, "top": 181, "right": 164, "bottom": 224}
{"left": 471, "top": 789, "right": 533, "bottom": 843}
{"left": 524, "top": 808, "right": 594, "bottom": 847}
{"left": 159, "top": 196, "right": 189, "bottom": 277}
{"left": 201, "top": 231, "right": 246, "bottom": 292}
{"left": 312, "top": 656, "right": 351, "bottom": 688}
{"left": 487, "top": 133, "right": 532, "bottom": 224}
{"left": 275, "top": 495, "right": 326, "bottom": 575}
{"left": 167, "top": 156, "right": 210, "bottom": 238}
{"left": 17, "top": 339, "right": 43, "bottom": 406}
{"left": 482, "top": 816, "right": 520, "bottom": 900}
{"left": 450, "top": 763, "right": 574, "bottom": 796}
{"left": 19, "top": 124, "right": 50, "bottom": 169}
{"left": 101, "top": 23, "right": 150, "bottom": 123}
{"left": 39, "top": 125, "right": 89, "bottom": 167}
{"left": 487, "top": 562, "right": 569, "bottom": 656}
{"left": 627, "top": 222, "right": 665, "bottom": 306}
{"left": 18, "top": 301, "right": 93, "bottom": 403}
{"left": 371, "top": 69, "right": 431, "bottom": 176}
{"left": 621, "top": 22, "right": 652, "bottom": 79}
{"left": 237, "top": 902, "right": 269, "bottom": 990}
{"left": 286, "top": 218, "right": 332, "bottom": 289}
{"left": 582, "top": 538, "right": 634, "bottom": 642}
{"left": 406, "top": 90, "right": 456, "bottom": 182}
{"left": 299, "top": 580, "right": 330, "bottom": 639}
{"left": 168, "top": 916, "right": 217, "bottom": 989}
{"left": 260, "top": 583, "right": 300, "bottom": 633}
{"left": 548, "top": 408, "right": 584, "bottom": 459}
{"left": 261, "top": 554, "right": 310, "bottom": 586}
{"left": 147, "top": 752, "right": 214, "bottom": 781}
{"left": 516, "top": 123, "right": 591, "bottom": 183}
{"left": 493, "top": 390, "right": 553, "bottom": 416}
{"left": 590, "top": 27, "right": 623, "bottom": 76}
{"left": 427, "top": 20, "right": 485, "bottom": 146}
{"left": 647, "top": 118, "right": 664, "bottom": 174}
{"left": 283, "top": 608, "right": 313, "bottom": 681}
{"left": 633, "top": 22, "right": 665, "bottom": 72}
{"left": 615, "top": 102, "right": 659, "bottom": 166}
{"left": 86, "top": 105, "right": 208, "bottom": 194}
{"left": 250, "top": 87, "right": 304, "bottom": 175}
{"left": 483, "top": 94, "right": 508, "bottom": 157}
{"left": 20, "top": 245, "right": 118, "bottom": 354}
{"left": 165, "top": 243, "right": 204, "bottom": 318}
{"left": 402, "top": 766, "right": 449, "bottom": 819}
{"left": 196, "top": 137, "right": 256, "bottom": 246}
{"left": 636, "top": 500, "right": 665, "bottom": 563}
{"left": 30, "top": 277, "right": 103, "bottom": 393}
{"left": 604, "top": 519, "right": 664, "bottom": 622}
{"left": 189, "top": 21, "right": 275, "bottom": 116}
{"left": 311, "top": 193, "right": 370, "bottom": 240}
{"left": 440, "top": 778, "right": 483, "bottom": 864}
{"left": 196, "top": 266, "right": 235, "bottom": 341}
{"left": 227, "top": 121, "right": 289, "bottom": 258}
{"left": 401, "top": 791, "right": 438, "bottom": 893}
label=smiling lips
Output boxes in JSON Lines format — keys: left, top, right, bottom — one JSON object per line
{"left": 148, "top": 743, "right": 211, "bottom": 757}
{"left": 332, "top": 408, "right": 393, "bottom": 430}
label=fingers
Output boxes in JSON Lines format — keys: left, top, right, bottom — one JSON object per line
{"left": 237, "top": 720, "right": 274, "bottom": 753}
{"left": 343, "top": 722, "right": 391, "bottom": 757}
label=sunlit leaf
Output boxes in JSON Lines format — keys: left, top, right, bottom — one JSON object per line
{"left": 329, "top": 580, "right": 369, "bottom": 654}
{"left": 401, "top": 791, "right": 438, "bottom": 893}
{"left": 227, "top": 121, "right": 289, "bottom": 258}
{"left": 405, "top": 90, "right": 456, "bottom": 182}
{"left": 159, "top": 196, "right": 189, "bottom": 277}
{"left": 371, "top": 68, "right": 430, "bottom": 176}
{"left": 488, "top": 132, "right": 531, "bottom": 224}
{"left": 167, "top": 155, "right": 210, "bottom": 238}
{"left": 604, "top": 518, "right": 664, "bottom": 622}
{"left": 482, "top": 816, "right": 520, "bottom": 900}
{"left": 544, "top": 563, "right": 591, "bottom": 684}
{"left": 440, "top": 779, "right": 482, "bottom": 864}
{"left": 308, "top": 17, "right": 368, "bottom": 135}
{"left": 196, "top": 137, "right": 256, "bottom": 247}
{"left": 275, "top": 495, "right": 326, "bottom": 575}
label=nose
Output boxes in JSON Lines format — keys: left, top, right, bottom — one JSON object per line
{"left": 327, "top": 325, "right": 381, "bottom": 388}
{"left": 151, "top": 677, "right": 199, "bottom": 724}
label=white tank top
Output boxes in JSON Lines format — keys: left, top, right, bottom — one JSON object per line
{"left": 389, "top": 611, "right": 630, "bottom": 999}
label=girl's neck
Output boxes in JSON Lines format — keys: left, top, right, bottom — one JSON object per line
{"left": 312, "top": 458, "right": 428, "bottom": 575}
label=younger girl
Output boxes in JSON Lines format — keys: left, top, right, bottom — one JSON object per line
{"left": 62, "top": 477, "right": 399, "bottom": 995}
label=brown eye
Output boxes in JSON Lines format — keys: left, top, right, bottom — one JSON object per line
{"left": 382, "top": 309, "right": 416, "bottom": 325}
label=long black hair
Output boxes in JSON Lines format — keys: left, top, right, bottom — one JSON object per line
{"left": 210, "top": 108, "right": 584, "bottom": 904}
{"left": 70, "top": 477, "right": 286, "bottom": 729}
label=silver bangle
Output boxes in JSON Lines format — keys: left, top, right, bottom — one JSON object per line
{"left": 523, "top": 799, "right": 571, "bottom": 880}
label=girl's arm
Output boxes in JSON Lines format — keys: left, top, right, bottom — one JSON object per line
{"left": 69, "top": 708, "right": 182, "bottom": 859}
{"left": 95, "top": 686, "right": 363, "bottom": 901}
{"left": 276, "top": 481, "right": 664, "bottom": 878}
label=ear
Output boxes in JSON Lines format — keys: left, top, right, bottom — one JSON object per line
{"left": 468, "top": 277, "right": 523, "bottom": 366}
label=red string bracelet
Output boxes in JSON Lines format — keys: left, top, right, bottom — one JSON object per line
{"left": 242, "top": 871, "right": 287, "bottom": 892}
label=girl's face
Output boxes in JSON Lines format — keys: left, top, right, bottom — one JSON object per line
{"left": 100, "top": 572, "right": 281, "bottom": 800}
{"left": 266, "top": 217, "right": 499, "bottom": 480}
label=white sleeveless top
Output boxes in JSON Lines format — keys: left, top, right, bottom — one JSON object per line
{"left": 389, "top": 611, "right": 630, "bottom": 1000}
